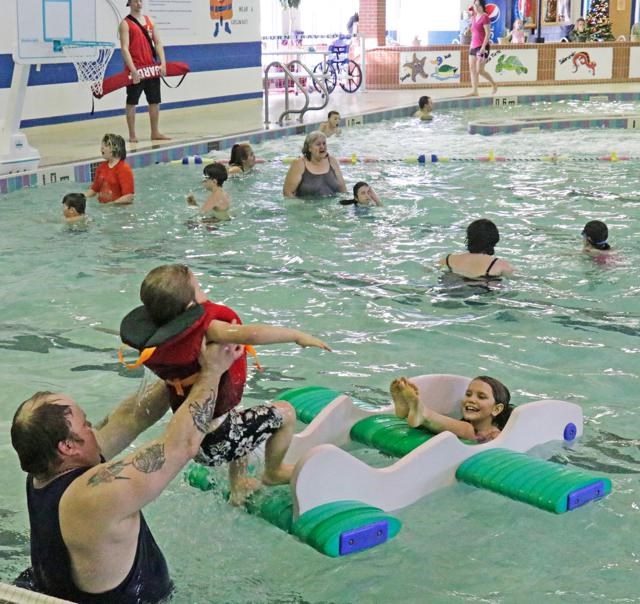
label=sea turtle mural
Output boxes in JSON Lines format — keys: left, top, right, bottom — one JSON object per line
{"left": 495, "top": 54, "right": 528, "bottom": 75}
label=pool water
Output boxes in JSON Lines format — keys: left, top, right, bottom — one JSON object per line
{"left": 1, "top": 102, "right": 640, "bottom": 602}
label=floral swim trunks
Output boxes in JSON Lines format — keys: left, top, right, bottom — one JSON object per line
{"left": 195, "top": 404, "right": 284, "bottom": 466}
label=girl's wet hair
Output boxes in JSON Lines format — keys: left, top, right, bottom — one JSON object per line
{"left": 353, "top": 181, "right": 368, "bottom": 198}
{"left": 582, "top": 220, "right": 610, "bottom": 251}
{"left": 102, "top": 133, "right": 127, "bottom": 159}
{"left": 466, "top": 218, "right": 500, "bottom": 254}
{"left": 472, "top": 375, "right": 512, "bottom": 429}
{"left": 229, "top": 143, "right": 252, "bottom": 169}
{"left": 302, "top": 131, "right": 326, "bottom": 160}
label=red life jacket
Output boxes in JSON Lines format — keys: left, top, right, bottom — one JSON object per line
{"left": 120, "top": 300, "right": 247, "bottom": 417}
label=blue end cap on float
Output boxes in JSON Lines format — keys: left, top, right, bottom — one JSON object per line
{"left": 417, "top": 154, "right": 426, "bottom": 164}
{"left": 563, "top": 422, "right": 577, "bottom": 442}
{"left": 431, "top": 154, "right": 438, "bottom": 163}
{"left": 194, "top": 156, "right": 203, "bottom": 164}
{"left": 339, "top": 520, "right": 388, "bottom": 555}
{"left": 181, "top": 157, "right": 189, "bottom": 165}
{"left": 567, "top": 480, "right": 607, "bottom": 511}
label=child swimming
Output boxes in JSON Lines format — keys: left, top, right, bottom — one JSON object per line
{"left": 186, "top": 162, "right": 230, "bottom": 222}
{"left": 339, "top": 181, "right": 383, "bottom": 207}
{"left": 582, "top": 220, "right": 611, "bottom": 253}
{"left": 319, "top": 111, "right": 342, "bottom": 137}
{"left": 414, "top": 96, "right": 433, "bottom": 121}
{"left": 390, "top": 375, "right": 512, "bottom": 443}
{"left": 61, "top": 193, "right": 88, "bottom": 224}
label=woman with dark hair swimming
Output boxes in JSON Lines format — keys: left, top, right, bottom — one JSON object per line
{"left": 440, "top": 218, "right": 514, "bottom": 279}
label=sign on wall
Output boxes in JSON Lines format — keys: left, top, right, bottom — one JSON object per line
{"left": 147, "top": 0, "right": 258, "bottom": 41}
{"left": 629, "top": 46, "right": 640, "bottom": 78}
{"left": 555, "top": 47, "right": 613, "bottom": 80}
{"left": 399, "top": 51, "right": 461, "bottom": 85}
{"left": 484, "top": 48, "right": 538, "bottom": 81}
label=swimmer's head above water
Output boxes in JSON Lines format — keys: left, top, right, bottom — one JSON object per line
{"left": 582, "top": 220, "right": 610, "bottom": 251}
{"left": 466, "top": 218, "right": 500, "bottom": 255}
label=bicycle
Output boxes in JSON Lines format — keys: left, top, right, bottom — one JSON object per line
{"left": 312, "top": 36, "right": 362, "bottom": 95}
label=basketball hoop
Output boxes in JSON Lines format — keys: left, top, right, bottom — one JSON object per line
{"left": 56, "top": 41, "right": 116, "bottom": 98}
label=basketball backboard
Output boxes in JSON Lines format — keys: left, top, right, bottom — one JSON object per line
{"left": 13, "top": 0, "right": 119, "bottom": 64}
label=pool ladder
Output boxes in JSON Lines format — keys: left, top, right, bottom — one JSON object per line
{"left": 263, "top": 60, "right": 329, "bottom": 128}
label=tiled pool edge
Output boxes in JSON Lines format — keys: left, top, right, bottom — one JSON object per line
{"left": 3, "top": 90, "right": 640, "bottom": 196}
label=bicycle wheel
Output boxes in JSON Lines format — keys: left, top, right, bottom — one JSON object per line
{"left": 339, "top": 59, "right": 362, "bottom": 93}
{"left": 312, "top": 61, "right": 337, "bottom": 95}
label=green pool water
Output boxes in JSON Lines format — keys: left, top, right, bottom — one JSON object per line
{"left": 1, "top": 103, "right": 639, "bottom": 602}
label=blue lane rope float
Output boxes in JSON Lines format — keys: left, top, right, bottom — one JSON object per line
{"left": 171, "top": 153, "right": 639, "bottom": 166}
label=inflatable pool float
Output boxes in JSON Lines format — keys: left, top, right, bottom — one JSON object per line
{"left": 187, "top": 374, "right": 611, "bottom": 557}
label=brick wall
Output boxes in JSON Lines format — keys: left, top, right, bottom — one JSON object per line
{"left": 359, "top": 0, "right": 386, "bottom": 46}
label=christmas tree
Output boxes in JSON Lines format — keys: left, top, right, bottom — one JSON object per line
{"left": 586, "top": 0, "right": 615, "bottom": 41}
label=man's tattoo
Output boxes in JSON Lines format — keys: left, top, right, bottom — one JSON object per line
{"left": 189, "top": 390, "right": 217, "bottom": 433}
{"left": 132, "top": 444, "right": 165, "bottom": 473}
{"left": 88, "top": 460, "right": 130, "bottom": 486}
{"left": 87, "top": 445, "right": 166, "bottom": 486}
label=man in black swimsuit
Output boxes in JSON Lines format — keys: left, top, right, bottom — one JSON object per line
{"left": 11, "top": 342, "right": 241, "bottom": 603}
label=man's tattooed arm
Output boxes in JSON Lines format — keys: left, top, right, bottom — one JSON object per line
{"left": 188, "top": 388, "right": 218, "bottom": 433}
{"left": 87, "top": 444, "right": 166, "bottom": 486}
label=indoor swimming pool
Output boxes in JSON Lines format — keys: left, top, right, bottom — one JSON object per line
{"left": 1, "top": 102, "right": 639, "bottom": 602}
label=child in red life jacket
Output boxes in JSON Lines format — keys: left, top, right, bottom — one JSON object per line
{"left": 120, "top": 264, "right": 331, "bottom": 504}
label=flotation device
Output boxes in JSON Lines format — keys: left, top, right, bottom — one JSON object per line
{"left": 119, "top": 301, "right": 259, "bottom": 417}
{"left": 95, "top": 61, "right": 190, "bottom": 99}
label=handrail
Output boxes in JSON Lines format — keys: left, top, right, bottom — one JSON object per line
{"left": 263, "top": 60, "right": 330, "bottom": 128}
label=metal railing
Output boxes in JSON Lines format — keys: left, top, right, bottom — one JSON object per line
{"left": 263, "top": 60, "right": 330, "bottom": 127}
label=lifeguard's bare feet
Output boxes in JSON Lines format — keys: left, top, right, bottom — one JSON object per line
{"left": 492, "top": 84, "right": 498, "bottom": 94}
{"left": 390, "top": 378, "right": 410, "bottom": 418}
{"left": 151, "top": 133, "right": 171, "bottom": 141}
{"left": 129, "top": 137, "right": 139, "bottom": 143}
{"left": 465, "top": 91, "right": 479, "bottom": 97}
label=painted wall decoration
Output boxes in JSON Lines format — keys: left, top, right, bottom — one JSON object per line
{"left": 484, "top": 48, "right": 538, "bottom": 81}
{"left": 399, "top": 51, "right": 461, "bottom": 85}
{"left": 629, "top": 46, "right": 640, "bottom": 78}
{"left": 554, "top": 47, "right": 613, "bottom": 79}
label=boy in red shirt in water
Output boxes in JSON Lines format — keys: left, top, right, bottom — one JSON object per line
{"left": 121, "top": 264, "right": 331, "bottom": 504}
{"left": 85, "top": 134, "right": 134, "bottom": 204}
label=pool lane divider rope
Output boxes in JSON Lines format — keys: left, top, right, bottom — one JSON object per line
{"left": 173, "top": 152, "right": 635, "bottom": 165}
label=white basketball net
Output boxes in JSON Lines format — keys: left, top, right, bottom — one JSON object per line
{"left": 62, "top": 43, "right": 115, "bottom": 97}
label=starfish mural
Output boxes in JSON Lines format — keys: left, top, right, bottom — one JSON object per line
{"left": 401, "top": 53, "right": 429, "bottom": 82}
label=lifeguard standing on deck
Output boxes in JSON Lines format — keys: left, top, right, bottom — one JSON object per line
{"left": 119, "top": 0, "right": 171, "bottom": 143}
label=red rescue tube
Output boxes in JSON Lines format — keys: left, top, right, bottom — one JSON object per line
{"left": 95, "top": 61, "right": 190, "bottom": 99}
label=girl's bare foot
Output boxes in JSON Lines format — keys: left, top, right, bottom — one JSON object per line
{"left": 492, "top": 83, "right": 498, "bottom": 94}
{"left": 390, "top": 378, "right": 410, "bottom": 418}
{"left": 262, "top": 463, "right": 294, "bottom": 486}
{"left": 402, "top": 380, "right": 424, "bottom": 428}
{"left": 465, "top": 91, "right": 479, "bottom": 97}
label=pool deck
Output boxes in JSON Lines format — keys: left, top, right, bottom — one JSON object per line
{"left": 25, "top": 82, "right": 640, "bottom": 169}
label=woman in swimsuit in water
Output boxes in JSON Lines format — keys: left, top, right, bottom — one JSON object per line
{"left": 439, "top": 218, "right": 514, "bottom": 279}
{"left": 283, "top": 131, "right": 347, "bottom": 198}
